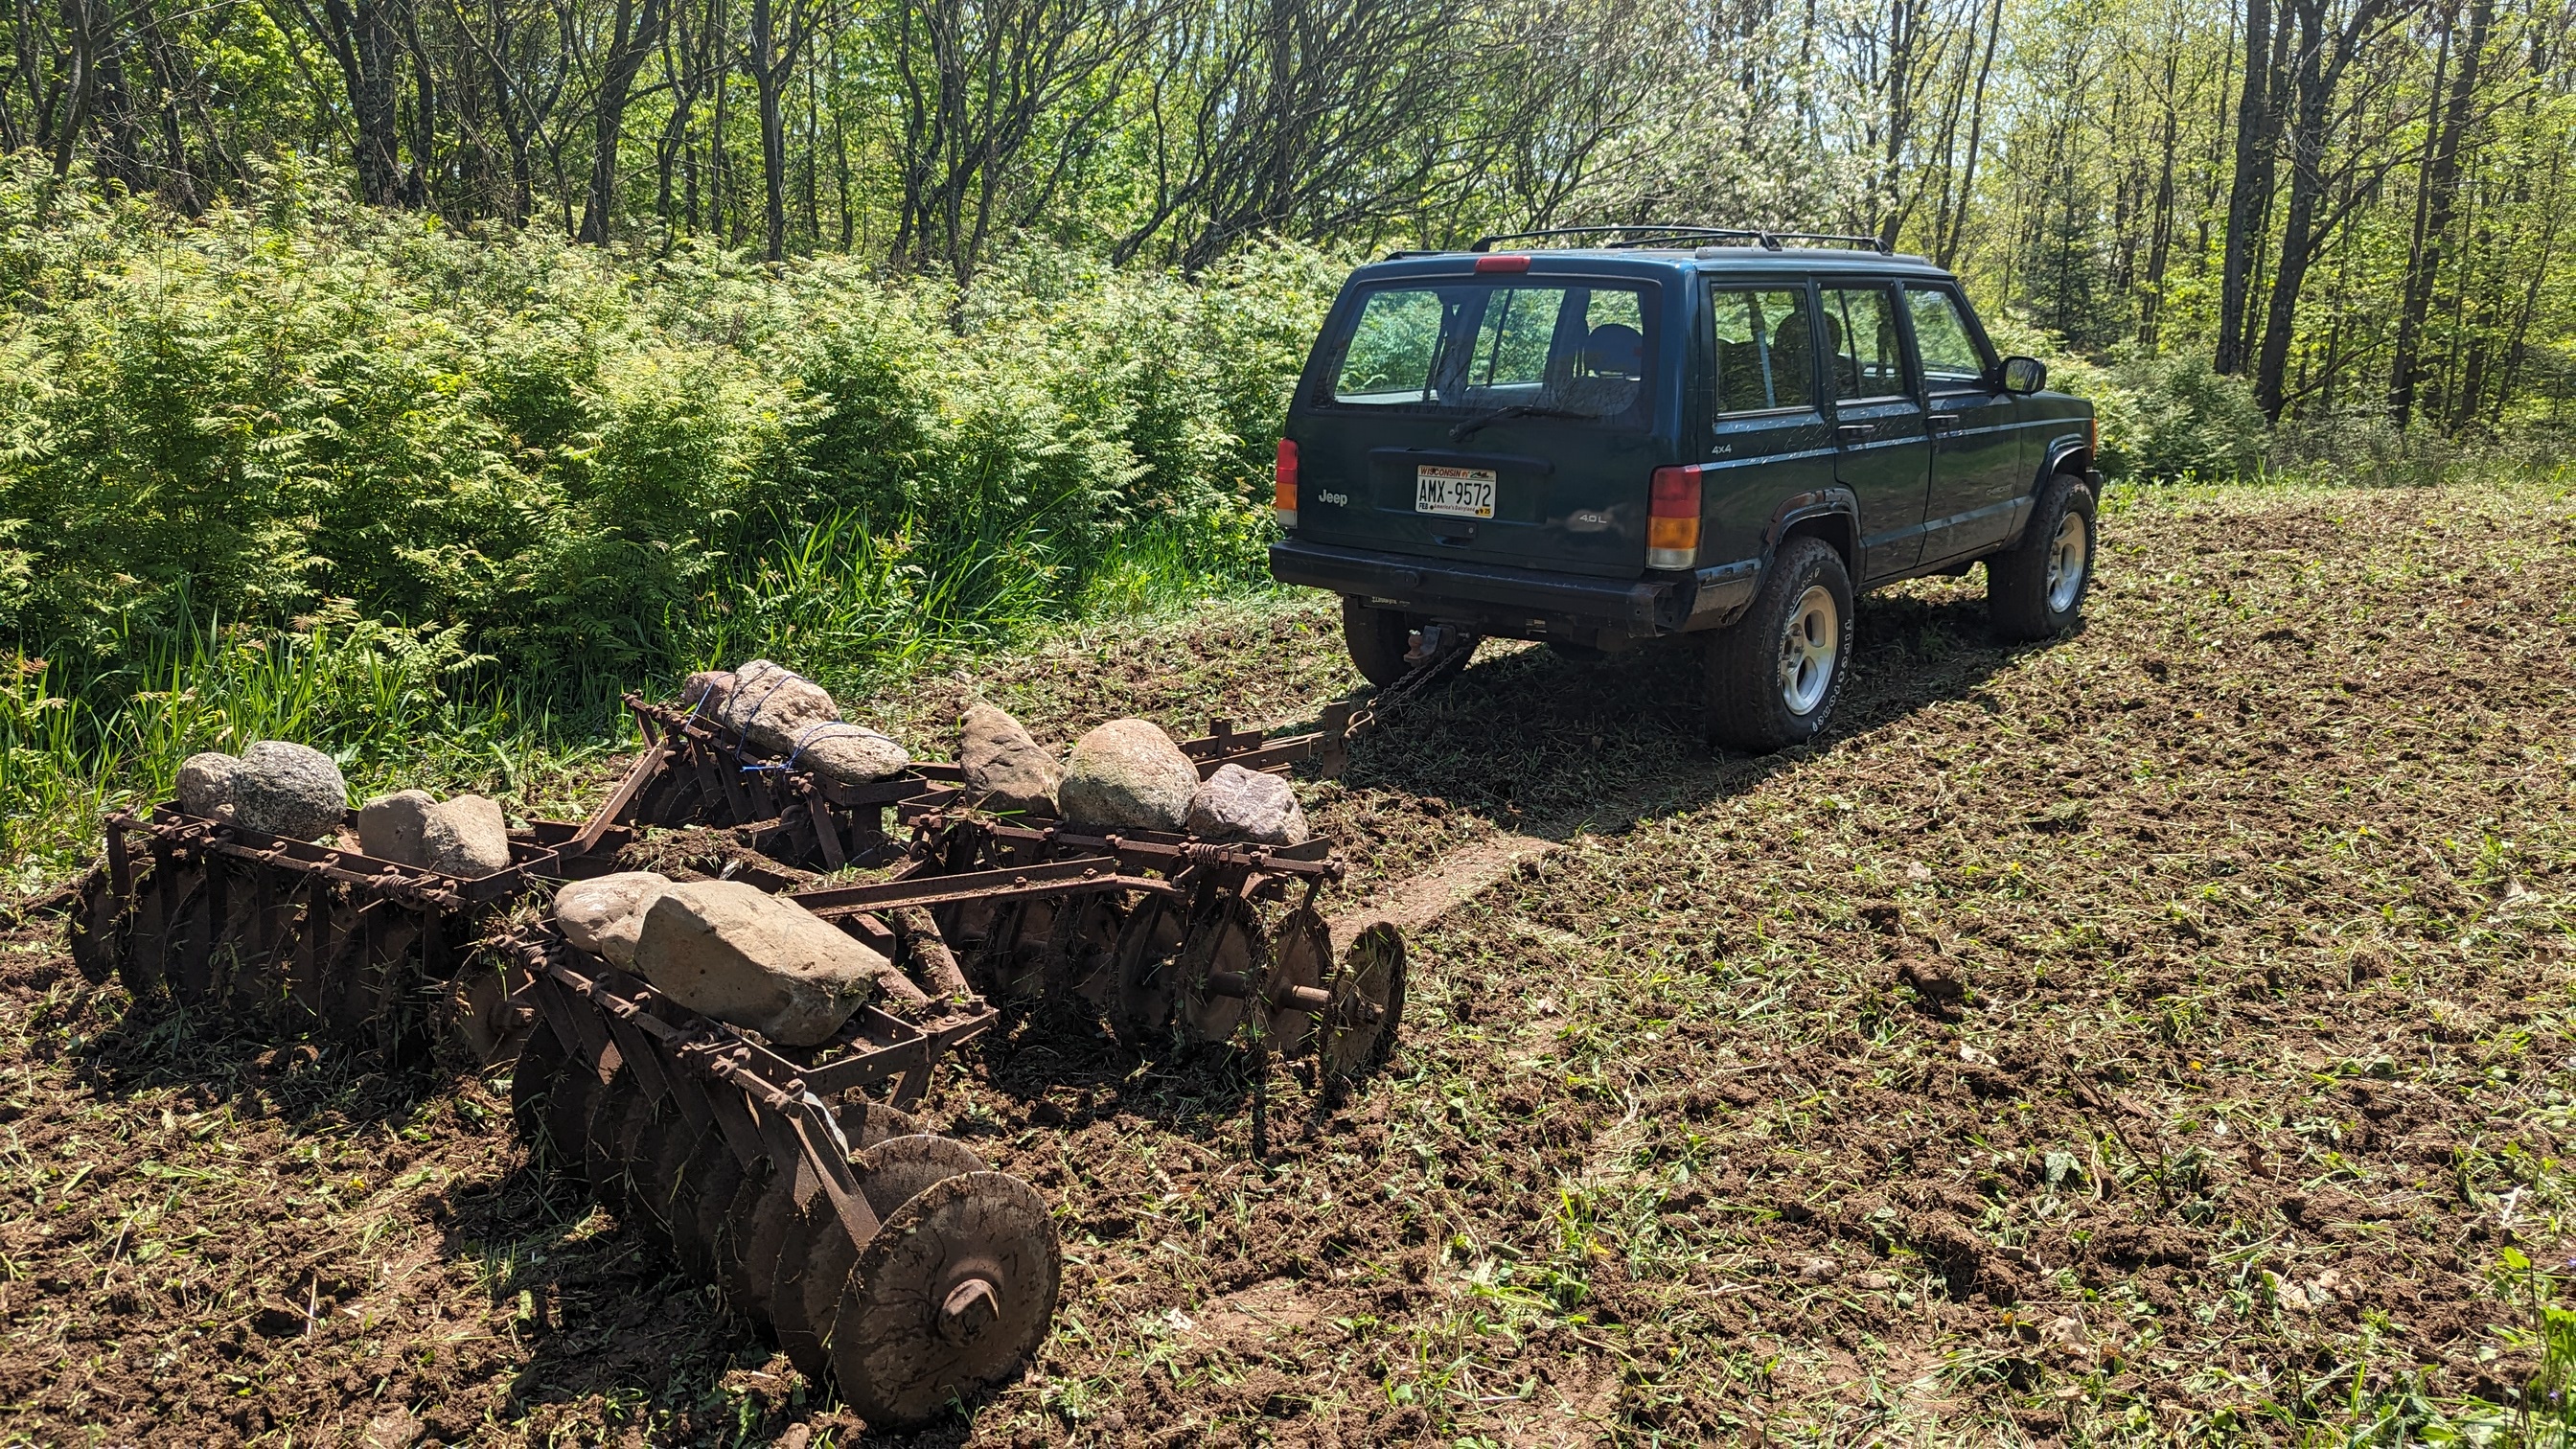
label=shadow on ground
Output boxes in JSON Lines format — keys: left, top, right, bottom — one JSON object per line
{"left": 1333, "top": 581, "right": 2056, "bottom": 835}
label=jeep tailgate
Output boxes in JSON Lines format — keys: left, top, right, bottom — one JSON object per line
{"left": 1285, "top": 274, "right": 1672, "bottom": 581}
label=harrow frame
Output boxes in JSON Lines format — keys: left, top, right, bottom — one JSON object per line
{"left": 579, "top": 693, "right": 1359, "bottom": 873}
{"left": 68, "top": 803, "right": 580, "bottom": 1058}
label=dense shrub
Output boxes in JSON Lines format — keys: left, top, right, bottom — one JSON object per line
{"left": 2111, "top": 351, "right": 2269, "bottom": 481}
{"left": 0, "top": 157, "right": 1335, "bottom": 686}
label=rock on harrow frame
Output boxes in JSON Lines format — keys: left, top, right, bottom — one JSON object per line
{"left": 579, "top": 692, "right": 1359, "bottom": 874}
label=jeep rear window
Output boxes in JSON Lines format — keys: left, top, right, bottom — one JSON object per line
{"left": 1328, "top": 282, "right": 1652, "bottom": 420}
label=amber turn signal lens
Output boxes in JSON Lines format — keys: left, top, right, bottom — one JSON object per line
{"left": 1274, "top": 439, "right": 1299, "bottom": 528}
{"left": 1647, "top": 464, "right": 1702, "bottom": 568}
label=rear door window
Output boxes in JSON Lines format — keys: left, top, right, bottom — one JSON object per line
{"left": 1708, "top": 286, "right": 1818, "bottom": 414}
{"left": 1327, "top": 281, "right": 1654, "bottom": 421}
{"left": 1819, "top": 285, "right": 1910, "bottom": 400}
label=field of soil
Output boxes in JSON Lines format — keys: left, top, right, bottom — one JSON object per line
{"left": 5, "top": 475, "right": 2574, "bottom": 1446}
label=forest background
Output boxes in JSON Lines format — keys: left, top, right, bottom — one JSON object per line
{"left": 1, "top": 0, "right": 2573, "bottom": 882}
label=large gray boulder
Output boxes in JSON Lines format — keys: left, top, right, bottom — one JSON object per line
{"left": 715, "top": 659, "right": 909, "bottom": 787}
{"left": 357, "top": 789, "right": 435, "bottom": 862}
{"left": 357, "top": 791, "right": 514, "bottom": 877}
{"left": 795, "top": 727, "right": 910, "bottom": 788}
{"left": 230, "top": 741, "right": 348, "bottom": 840}
{"left": 419, "top": 794, "right": 513, "bottom": 877}
{"left": 1185, "top": 764, "right": 1312, "bottom": 845}
{"left": 176, "top": 751, "right": 240, "bottom": 820}
{"left": 680, "top": 670, "right": 735, "bottom": 714}
{"left": 631, "top": 881, "right": 892, "bottom": 1046}
{"left": 959, "top": 702, "right": 1061, "bottom": 816}
{"left": 553, "top": 871, "right": 674, "bottom": 967}
{"left": 1058, "top": 718, "right": 1200, "bottom": 832}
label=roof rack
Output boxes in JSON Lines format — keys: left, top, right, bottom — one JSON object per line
{"left": 1464, "top": 224, "right": 1894, "bottom": 257}
{"left": 1470, "top": 225, "right": 1761, "bottom": 252}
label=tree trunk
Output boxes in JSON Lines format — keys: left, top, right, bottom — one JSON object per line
{"left": 2216, "top": 0, "right": 2282, "bottom": 375}
{"left": 2138, "top": 34, "right": 2181, "bottom": 349}
{"left": 314, "top": 0, "right": 406, "bottom": 204}
{"left": 2252, "top": 0, "right": 2325, "bottom": 417}
{"left": 2253, "top": 0, "right": 2387, "bottom": 419}
{"left": 2387, "top": 0, "right": 2488, "bottom": 426}
{"left": 747, "top": 0, "right": 790, "bottom": 262}
{"left": 50, "top": 0, "right": 98, "bottom": 176}
{"left": 576, "top": 0, "right": 667, "bottom": 242}
{"left": 1935, "top": 0, "right": 2004, "bottom": 270}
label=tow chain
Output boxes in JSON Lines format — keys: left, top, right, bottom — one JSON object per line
{"left": 1338, "top": 631, "right": 1480, "bottom": 740}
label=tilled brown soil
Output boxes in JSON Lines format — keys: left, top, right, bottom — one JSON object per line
{"left": 5, "top": 476, "right": 2574, "bottom": 1446}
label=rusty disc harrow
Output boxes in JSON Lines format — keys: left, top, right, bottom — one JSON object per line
{"left": 887, "top": 810, "right": 1404, "bottom": 1070}
{"left": 68, "top": 805, "right": 570, "bottom": 1060}
{"left": 499, "top": 925, "right": 1055, "bottom": 1427}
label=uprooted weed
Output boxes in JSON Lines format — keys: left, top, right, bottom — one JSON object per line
{"left": 4, "top": 472, "right": 2575, "bottom": 1445}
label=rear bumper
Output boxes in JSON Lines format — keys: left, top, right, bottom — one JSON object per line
{"left": 1271, "top": 539, "right": 1713, "bottom": 637}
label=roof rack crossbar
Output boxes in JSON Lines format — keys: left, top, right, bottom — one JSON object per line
{"left": 1469, "top": 225, "right": 1764, "bottom": 253}
{"left": 1761, "top": 230, "right": 1896, "bottom": 255}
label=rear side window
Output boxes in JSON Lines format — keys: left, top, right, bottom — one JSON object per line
{"left": 1818, "top": 285, "right": 1908, "bottom": 400}
{"left": 1708, "top": 286, "right": 1817, "bottom": 414}
{"left": 1327, "top": 281, "right": 1654, "bottom": 420}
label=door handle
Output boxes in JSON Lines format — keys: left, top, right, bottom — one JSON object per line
{"left": 1834, "top": 424, "right": 1873, "bottom": 444}
{"left": 1926, "top": 412, "right": 1963, "bottom": 428}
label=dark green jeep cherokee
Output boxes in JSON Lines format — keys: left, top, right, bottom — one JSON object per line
{"left": 1267, "top": 226, "right": 2102, "bottom": 752}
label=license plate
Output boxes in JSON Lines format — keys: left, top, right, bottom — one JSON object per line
{"left": 1415, "top": 466, "right": 1495, "bottom": 518}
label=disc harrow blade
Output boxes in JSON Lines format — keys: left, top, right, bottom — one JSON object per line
{"left": 1319, "top": 921, "right": 1408, "bottom": 1080}
{"left": 777, "top": 1133, "right": 989, "bottom": 1384}
{"left": 67, "top": 869, "right": 127, "bottom": 988}
{"left": 1264, "top": 908, "right": 1332, "bottom": 1057}
{"left": 826, "top": 1171, "right": 1062, "bottom": 1430}
{"left": 511, "top": 1020, "right": 573, "bottom": 1169}
{"left": 1112, "top": 896, "right": 1188, "bottom": 1042}
{"left": 1175, "top": 897, "right": 1266, "bottom": 1046}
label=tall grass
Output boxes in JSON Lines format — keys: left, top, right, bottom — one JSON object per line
{"left": 1, "top": 509, "right": 1277, "bottom": 892}
{"left": 0, "top": 602, "right": 630, "bottom": 888}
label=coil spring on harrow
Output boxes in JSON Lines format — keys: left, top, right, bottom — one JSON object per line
{"left": 500, "top": 926, "right": 1057, "bottom": 1428}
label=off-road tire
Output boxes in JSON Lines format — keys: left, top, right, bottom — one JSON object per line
{"left": 1705, "top": 536, "right": 1855, "bottom": 754}
{"left": 1341, "top": 597, "right": 1414, "bottom": 688}
{"left": 1988, "top": 474, "right": 2096, "bottom": 641}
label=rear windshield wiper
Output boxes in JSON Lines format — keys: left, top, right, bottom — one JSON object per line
{"left": 1448, "top": 403, "right": 1594, "bottom": 443}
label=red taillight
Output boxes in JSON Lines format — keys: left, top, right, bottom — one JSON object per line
{"left": 1647, "top": 464, "right": 1702, "bottom": 568}
{"left": 1474, "top": 254, "right": 1531, "bottom": 273}
{"left": 1274, "top": 439, "right": 1300, "bottom": 527}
